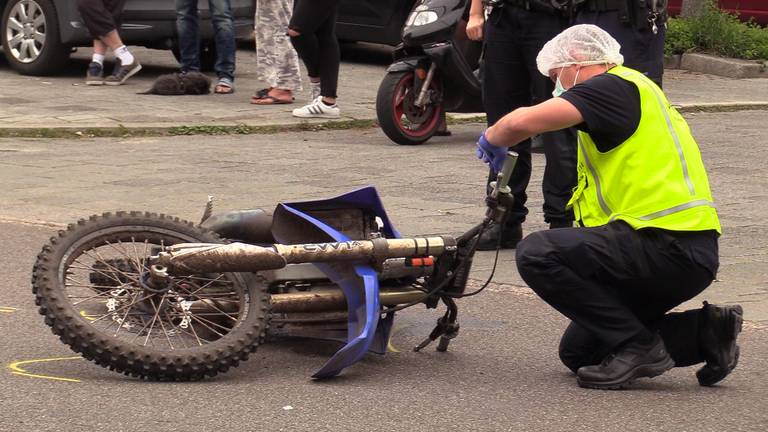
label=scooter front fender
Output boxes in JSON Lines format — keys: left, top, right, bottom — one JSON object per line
{"left": 386, "top": 56, "right": 426, "bottom": 73}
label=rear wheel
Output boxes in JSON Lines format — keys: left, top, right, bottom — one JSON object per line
{"left": 1, "top": 0, "right": 69, "bottom": 75}
{"left": 32, "top": 212, "right": 268, "bottom": 380}
{"left": 376, "top": 70, "right": 443, "bottom": 146}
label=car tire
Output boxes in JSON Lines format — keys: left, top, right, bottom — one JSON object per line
{"left": 1, "top": 0, "right": 70, "bottom": 75}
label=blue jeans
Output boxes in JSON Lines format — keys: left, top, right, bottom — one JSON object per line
{"left": 175, "top": 0, "right": 236, "bottom": 82}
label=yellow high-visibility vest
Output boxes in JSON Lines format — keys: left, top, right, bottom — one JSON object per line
{"left": 567, "top": 65, "right": 721, "bottom": 233}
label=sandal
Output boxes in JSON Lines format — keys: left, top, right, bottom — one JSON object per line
{"left": 253, "top": 87, "right": 272, "bottom": 99}
{"left": 214, "top": 78, "right": 235, "bottom": 94}
{"left": 250, "top": 94, "right": 293, "bottom": 105}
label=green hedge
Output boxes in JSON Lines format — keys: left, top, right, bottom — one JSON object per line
{"left": 665, "top": 0, "right": 768, "bottom": 60}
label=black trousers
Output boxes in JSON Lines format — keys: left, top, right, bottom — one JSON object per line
{"left": 515, "top": 221, "right": 719, "bottom": 372}
{"left": 575, "top": 10, "right": 666, "bottom": 87}
{"left": 483, "top": 5, "right": 576, "bottom": 225}
{"left": 77, "top": 0, "right": 126, "bottom": 38}
{"left": 289, "top": 0, "right": 341, "bottom": 99}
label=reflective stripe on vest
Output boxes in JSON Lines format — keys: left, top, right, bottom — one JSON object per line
{"left": 619, "top": 71, "right": 696, "bottom": 196}
{"left": 577, "top": 134, "right": 612, "bottom": 216}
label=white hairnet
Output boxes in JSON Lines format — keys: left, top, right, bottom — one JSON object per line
{"left": 536, "top": 24, "right": 624, "bottom": 76}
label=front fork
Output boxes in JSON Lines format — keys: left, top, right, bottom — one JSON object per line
{"left": 414, "top": 62, "right": 437, "bottom": 108}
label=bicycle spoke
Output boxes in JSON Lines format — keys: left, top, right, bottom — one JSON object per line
{"left": 149, "top": 295, "right": 174, "bottom": 350}
{"left": 174, "top": 286, "right": 240, "bottom": 322}
{"left": 84, "top": 248, "right": 142, "bottom": 285}
{"left": 188, "top": 315, "right": 226, "bottom": 338}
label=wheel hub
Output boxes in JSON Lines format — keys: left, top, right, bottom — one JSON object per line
{"left": 403, "top": 91, "right": 433, "bottom": 124}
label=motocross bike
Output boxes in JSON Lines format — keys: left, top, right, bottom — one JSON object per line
{"left": 32, "top": 153, "right": 518, "bottom": 381}
{"left": 376, "top": 0, "right": 484, "bottom": 145}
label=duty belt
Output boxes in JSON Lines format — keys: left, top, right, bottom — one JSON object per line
{"left": 582, "top": 0, "right": 627, "bottom": 11}
{"left": 489, "top": 0, "right": 561, "bottom": 14}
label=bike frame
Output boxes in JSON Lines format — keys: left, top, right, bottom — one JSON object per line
{"left": 152, "top": 152, "right": 519, "bottom": 378}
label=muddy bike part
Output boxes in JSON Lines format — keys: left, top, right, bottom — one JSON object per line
{"left": 32, "top": 212, "right": 268, "bottom": 381}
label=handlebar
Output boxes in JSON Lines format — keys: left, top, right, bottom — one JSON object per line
{"left": 489, "top": 150, "right": 518, "bottom": 199}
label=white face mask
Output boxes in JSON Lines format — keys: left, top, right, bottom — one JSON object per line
{"left": 552, "top": 72, "right": 566, "bottom": 98}
{"left": 551, "top": 66, "right": 582, "bottom": 98}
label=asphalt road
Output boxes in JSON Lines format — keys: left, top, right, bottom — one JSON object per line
{"left": 1, "top": 114, "right": 767, "bottom": 430}
{"left": 0, "top": 222, "right": 766, "bottom": 432}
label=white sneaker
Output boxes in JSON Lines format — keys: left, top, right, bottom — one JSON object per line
{"left": 292, "top": 97, "right": 341, "bottom": 118}
{"left": 309, "top": 81, "right": 321, "bottom": 101}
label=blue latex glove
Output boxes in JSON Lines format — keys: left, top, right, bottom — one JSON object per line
{"left": 475, "top": 131, "right": 507, "bottom": 173}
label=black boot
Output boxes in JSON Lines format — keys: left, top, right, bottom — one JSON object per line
{"left": 576, "top": 334, "right": 674, "bottom": 390}
{"left": 696, "top": 301, "right": 743, "bottom": 386}
{"left": 475, "top": 223, "right": 523, "bottom": 251}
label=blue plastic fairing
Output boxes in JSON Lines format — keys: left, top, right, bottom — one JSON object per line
{"left": 271, "top": 186, "right": 399, "bottom": 378}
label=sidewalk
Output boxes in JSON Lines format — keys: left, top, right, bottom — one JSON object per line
{"left": 1, "top": 45, "right": 768, "bottom": 130}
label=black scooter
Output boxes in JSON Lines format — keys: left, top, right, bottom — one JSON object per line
{"left": 376, "top": 0, "right": 483, "bottom": 145}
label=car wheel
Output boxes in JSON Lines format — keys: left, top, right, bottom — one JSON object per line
{"left": 1, "top": 0, "right": 70, "bottom": 75}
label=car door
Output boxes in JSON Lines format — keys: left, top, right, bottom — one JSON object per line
{"left": 337, "top": 0, "right": 417, "bottom": 45}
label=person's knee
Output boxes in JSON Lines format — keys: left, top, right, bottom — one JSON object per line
{"left": 515, "top": 233, "right": 550, "bottom": 280}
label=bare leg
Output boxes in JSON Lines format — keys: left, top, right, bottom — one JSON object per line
{"left": 93, "top": 39, "right": 107, "bottom": 55}
{"left": 98, "top": 30, "right": 125, "bottom": 52}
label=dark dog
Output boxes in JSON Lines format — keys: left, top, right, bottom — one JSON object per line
{"left": 139, "top": 71, "right": 211, "bottom": 95}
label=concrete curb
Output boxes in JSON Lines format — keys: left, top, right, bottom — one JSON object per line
{"left": 667, "top": 53, "right": 768, "bottom": 79}
{"left": 674, "top": 101, "right": 768, "bottom": 113}
{"left": 2, "top": 104, "right": 768, "bottom": 138}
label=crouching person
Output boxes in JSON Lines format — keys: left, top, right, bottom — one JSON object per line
{"left": 475, "top": 24, "right": 742, "bottom": 390}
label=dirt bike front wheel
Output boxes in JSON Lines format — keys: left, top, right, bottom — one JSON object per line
{"left": 32, "top": 212, "right": 268, "bottom": 381}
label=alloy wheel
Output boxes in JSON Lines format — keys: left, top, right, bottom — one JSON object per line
{"left": 5, "top": 0, "right": 47, "bottom": 63}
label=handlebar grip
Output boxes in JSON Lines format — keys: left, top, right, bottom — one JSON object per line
{"left": 497, "top": 151, "right": 518, "bottom": 191}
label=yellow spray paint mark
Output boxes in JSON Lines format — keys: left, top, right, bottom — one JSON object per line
{"left": 387, "top": 325, "right": 402, "bottom": 353}
{"left": 79, "top": 310, "right": 98, "bottom": 321}
{"left": 0, "top": 306, "right": 18, "bottom": 313}
{"left": 8, "top": 357, "right": 83, "bottom": 383}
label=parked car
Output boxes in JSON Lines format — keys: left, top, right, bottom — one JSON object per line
{"left": 0, "top": 0, "right": 254, "bottom": 76}
{"left": 337, "top": 0, "right": 416, "bottom": 46}
{"left": 667, "top": 0, "right": 768, "bottom": 26}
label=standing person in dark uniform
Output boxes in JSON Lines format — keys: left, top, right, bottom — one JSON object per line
{"left": 466, "top": 0, "right": 577, "bottom": 251}
{"left": 573, "top": 0, "right": 667, "bottom": 86}
{"left": 476, "top": 25, "right": 743, "bottom": 390}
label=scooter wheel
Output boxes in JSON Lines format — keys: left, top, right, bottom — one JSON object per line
{"left": 376, "top": 70, "right": 443, "bottom": 145}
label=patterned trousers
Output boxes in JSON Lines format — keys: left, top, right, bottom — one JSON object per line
{"left": 255, "top": 0, "right": 302, "bottom": 90}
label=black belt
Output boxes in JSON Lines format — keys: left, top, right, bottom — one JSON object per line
{"left": 582, "top": 0, "right": 628, "bottom": 12}
{"left": 494, "top": 0, "right": 561, "bottom": 14}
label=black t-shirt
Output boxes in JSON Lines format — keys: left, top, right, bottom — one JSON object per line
{"left": 559, "top": 71, "right": 642, "bottom": 153}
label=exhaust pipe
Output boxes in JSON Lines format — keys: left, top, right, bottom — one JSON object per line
{"left": 156, "top": 237, "right": 454, "bottom": 275}
{"left": 269, "top": 288, "right": 427, "bottom": 313}
{"left": 189, "top": 288, "right": 428, "bottom": 315}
